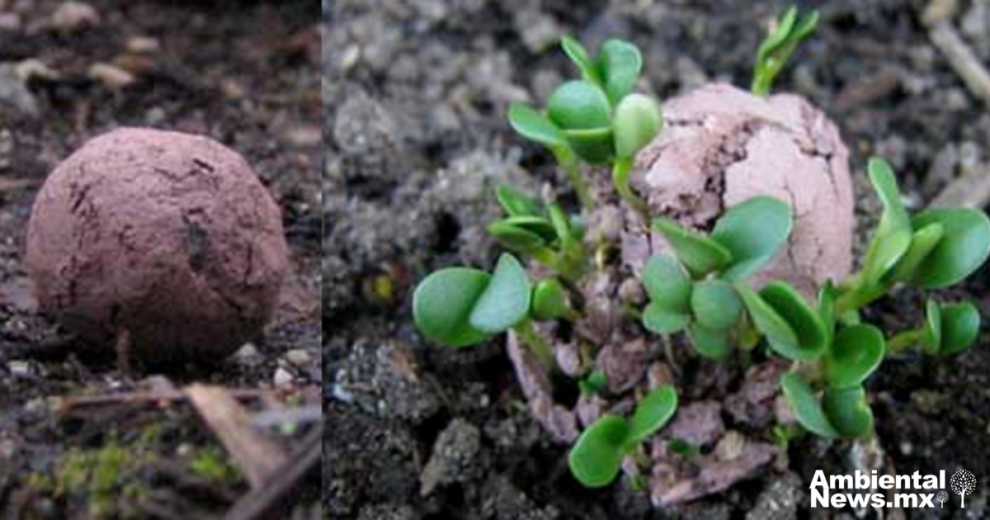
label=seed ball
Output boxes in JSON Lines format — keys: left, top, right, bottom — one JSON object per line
{"left": 25, "top": 128, "right": 289, "bottom": 362}
{"left": 624, "top": 83, "right": 854, "bottom": 296}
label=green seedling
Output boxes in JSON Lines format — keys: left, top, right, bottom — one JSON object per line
{"left": 752, "top": 6, "right": 819, "bottom": 95}
{"left": 886, "top": 299, "right": 981, "bottom": 355}
{"left": 509, "top": 37, "right": 661, "bottom": 216}
{"left": 578, "top": 369, "right": 608, "bottom": 396}
{"left": 569, "top": 385, "right": 678, "bottom": 487}
{"left": 488, "top": 185, "right": 587, "bottom": 282}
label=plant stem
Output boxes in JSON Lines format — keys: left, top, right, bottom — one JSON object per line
{"left": 887, "top": 328, "right": 927, "bottom": 354}
{"left": 611, "top": 157, "right": 649, "bottom": 222}
{"left": 751, "top": 72, "right": 771, "bottom": 96}
{"left": 552, "top": 149, "right": 593, "bottom": 211}
{"left": 514, "top": 319, "right": 555, "bottom": 370}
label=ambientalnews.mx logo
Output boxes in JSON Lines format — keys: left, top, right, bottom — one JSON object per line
{"left": 811, "top": 469, "right": 977, "bottom": 509}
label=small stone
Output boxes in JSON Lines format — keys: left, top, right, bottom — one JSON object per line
{"left": 273, "top": 367, "right": 294, "bottom": 387}
{"left": 0, "top": 13, "right": 22, "bottom": 31}
{"left": 125, "top": 36, "right": 160, "bottom": 54}
{"left": 8, "top": 360, "right": 30, "bottom": 377}
{"left": 49, "top": 1, "right": 100, "bottom": 32}
{"left": 88, "top": 63, "right": 136, "bottom": 89}
{"left": 232, "top": 343, "right": 261, "bottom": 364}
{"left": 284, "top": 349, "right": 311, "bottom": 366}
{"left": 0, "top": 63, "right": 39, "bottom": 116}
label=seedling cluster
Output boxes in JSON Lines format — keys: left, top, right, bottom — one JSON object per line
{"left": 412, "top": 6, "right": 990, "bottom": 494}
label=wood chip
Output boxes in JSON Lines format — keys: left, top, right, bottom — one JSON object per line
{"left": 185, "top": 384, "right": 288, "bottom": 490}
{"left": 927, "top": 21, "right": 990, "bottom": 111}
{"left": 929, "top": 161, "right": 990, "bottom": 209}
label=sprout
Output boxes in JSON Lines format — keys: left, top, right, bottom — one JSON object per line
{"left": 752, "top": 6, "right": 819, "bottom": 95}
{"left": 569, "top": 385, "right": 678, "bottom": 487}
{"left": 508, "top": 37, "right": 662, "bottom": 216}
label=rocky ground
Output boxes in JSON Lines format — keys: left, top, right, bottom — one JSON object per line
{"left": 0, "top": 0, "right": 321, "bottom": 517}
{"left": 325, "top": 0, "right": 990, "bottom": 518}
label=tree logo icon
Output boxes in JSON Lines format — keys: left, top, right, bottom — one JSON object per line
{"left": 936, "top": 490, "right": 948, "bottom": 507}
{"left": 950, "top": 468, "right": 977, "bottom": 508}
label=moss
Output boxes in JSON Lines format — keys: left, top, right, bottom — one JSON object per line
{"left": 189, "top": 445, "right": 240, "bottom": 484}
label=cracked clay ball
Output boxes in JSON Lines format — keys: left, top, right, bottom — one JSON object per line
{"left": 623, "top": 83, "right": 854, "bottom": 296}
{"left": 25, "top": 128, "right": 289, "bottom": 363}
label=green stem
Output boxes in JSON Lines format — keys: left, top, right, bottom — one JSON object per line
{"left": 514, "top": 319, "right": 555, "bottom": 370}
{"left": 751, "top": 72, "right": 771, "bottom": 96}
{"left": 887, "top": 328, "right": 927, "bottom": 354}
{"left": 611, "top": 157, "right": 649, "bottom": 222}
{"left": 553, "top": 149, "right": 593, "bottom": 211}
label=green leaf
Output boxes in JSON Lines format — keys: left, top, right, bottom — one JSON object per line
{"left": 413, "top": 268, "right": 492, "bottom": 347}
{"left": 909, "top": 208, "right": 990, "bottom": 289}
{"left": 924, "top": 298, "right": 943, "bottom": 355}
{"left": 548, "top": 204, "right": 573, "bottom": 246}
{"left": 560, "top": 36, "right": 603, "bottom": 87}
{"left": 939, "top": 301, "right": 981, "bottom": 355}
{"left": 564, "top": 127, "right": 614, "bottom": 165}
{"left": 507, "top": 103, "right": 569, "bottom": 150}
{"left": 751, "top": 7, "right": 818, "bottom": 95}
{"left": 691, "top": 280, "right": 743, "bottom": 330}
{"left": 487, "top": 220, "right": 548, "bottom": 254}
{"left": 642, "top": 255, "right": 691, "bottom": 313}
{"left": 642, "top": 302, "right": 691, "bottom": 335}
{"left": 598, "top": 39, "right": 643, "bottom": 105}
{"left": 469, "top": 254, "right": 532, "bottom": 333}
{"left": 687, "top": 323, "right": 731, "bottom": 360}
{"left": 759, "top": 281, "right": 828, "bottom": 361}
{"left": 711, "top": 196, "right": 793, "bottom": 280}
{"left": 736, "top": 284, "right": 798, "bottom": 352}
{"left": 579, "top": 369, "right": 608, "bottom": 395}
{"left": 818, "top": 281, "right": 836, "bottom": 345}
{"left": 823, "top": 386, "right": 874, "bottom": 439}
{"left": 532, "top": 279, "right": 572, "bottom": 321}
{"left": 548, "top": 80, "right": 611, "bottom": 130}
{"left": 569, "top": 416, "right": 629, "bottom": 488}
{"left": 780, "top": 373, "right": 839, "bottom": 438}
{"left": 502, "top": 216, "right": 557, "bottom": 243}
{"left": 496, "top": 185, "right": 541, "bottom": 217}
{"left": 626, "top": 385, "right": 678, "bottom": 446}
{"left": 755, "top": 6, "right": 798, "bottom": 68}
{"left": 885, "top": 222, "right": 945, "bottom": 284}
{"left": 823, "top": 324, "right": 885, "bottom": 389}
{"left": 613, "top": 93, "right": 662, "bottom": 159}
{"left": 653, "top": 218, "right": 733, "bottom": 277}
{"left": 862, "top": 158, "right": 912, "bottom": 285}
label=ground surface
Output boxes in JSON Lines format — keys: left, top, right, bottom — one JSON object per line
{"left": 0, "top": 0, "right": 321, "bottom": 517}
{"left": 327, "top": 0, "right": 990, "bottom": 518}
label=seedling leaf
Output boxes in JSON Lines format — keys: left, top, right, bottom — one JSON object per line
{"left": 711, "top": 196, "right": 793, "bottom": 280}
{"left": 569, "top": 416, "right": 629, "bottom": 488}
{"left": 469, "top": 254, "right": 532, "bottom": 333}
{"left": 653, "top": 218, "right": 733, "bottom": 277}
{"left": 502, "top": 216, "right": 557, "bottom": 243}
{"left": 413, "top": 268, "right": 492, "bottom": 347}
{"left": 780, "top": 373, "right": 839, "bottom": 438}
{"left": 823, "top": 386, "right": 874, "bottom": 438}
{"left": 507, "top": 103, "right": 569, "bottom": 150}
{"left": 691, "top": 280, "right": 743, "bottom": 330}
{"left": 613, "top": 93, "right": 662, "bottom": 159}
{"left": 909, "top": 208, "right": 990, "bottom": 289}
{"left": 642, "top": 254, "right": 691, "bottom": 313}
{"left": 598, "top": 39, "right": 643, "bottom": 105}
{"left": 564, "top": 126, "right": 614, "bottom": 165}
{"left": 532, "top": 279, "right": 573, "bottom": 321}
{"left": 687, "top": 323, "right": 731, "bottom": 360}
{"left": 626, "top": 385, "right": 678, "bottom": 446}
{"left": 487, "top": 220, "right": 547, "bottom": 254}
{"left": 862, "top": 158, "right": 912, "bottom": 285}
{"left": 496, "top": 185, "right": 541, "bottom": 217}
{"left": 939, "top": 301, "right": 980, "bottom": 355}
{"left": 885, "top": 222, "right": 944, "bottom": 284}
{"left": 547, "top": 80, "right": 612, "bottom": 130}
{"left": 823, "top": 324, "right": 885, "bottom": 389}
{"left": 818, "top": 281, "right": 836, "bottom": 345}
{"left": 759, "top": 281, "right": 828, "bottom": 360}
{"left": 736, "top": 284, "right": 798, "bottom": 352}
{"left": 643, "top": 302, "right": 690, "bottom": 335}
{"left": 560, "top": 36, "right": 603, "bottom": 87}
{"left": 924, "top": 299, "right": 942, "bottom": 355}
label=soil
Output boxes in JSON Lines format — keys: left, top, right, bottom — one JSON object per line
{"left": 327, "top": 0, "right": 990, "bottom": 518}
{"left": 0, "top": 0, "right": 321, "bottom": 518}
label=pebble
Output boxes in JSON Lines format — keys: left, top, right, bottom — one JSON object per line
{"left": 273, "top": 366, "right": 295, "bottom": 387}
{"left": 232, "top": 342, "right": 262, "bottom": 365}
{"left": 284, "top": 349, "right": 311, "bottom": 366}
{"left": 0, "top": 63, "right": 39, "bottom": 116}
{"left": 88, "top": 63, "right": 136, "bottom": 89}
{"left": 0, "top": 13, "right": 21, "bottom": 31}
{"left": 7, "top": 360, "right": 30, "bottom": 377}
{"left": 126, "top": 36, "right": 160, "bottom": 54}
{"left": 48, "top": 1, "right": 100, "bottom": 32}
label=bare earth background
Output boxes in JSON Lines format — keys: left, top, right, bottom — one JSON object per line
{"left": 0, "top": 0, "right": 321, "bottom": 517}
{"left": 325, "top": 0, "right": 990, "bottom": 518}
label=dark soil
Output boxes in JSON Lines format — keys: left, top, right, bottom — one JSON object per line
{"left": 327, "top": 0, "right": 990, "bottom": 518}
{"left": 0, "top": 0, "right": 321, "bottom": 517}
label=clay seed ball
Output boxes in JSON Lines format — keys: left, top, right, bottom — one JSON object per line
{"left": 626, "top": 83, "right": 854, "bottom": 296}
{"left": 25, "top": 128, "right": 289, "bottom": 362}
